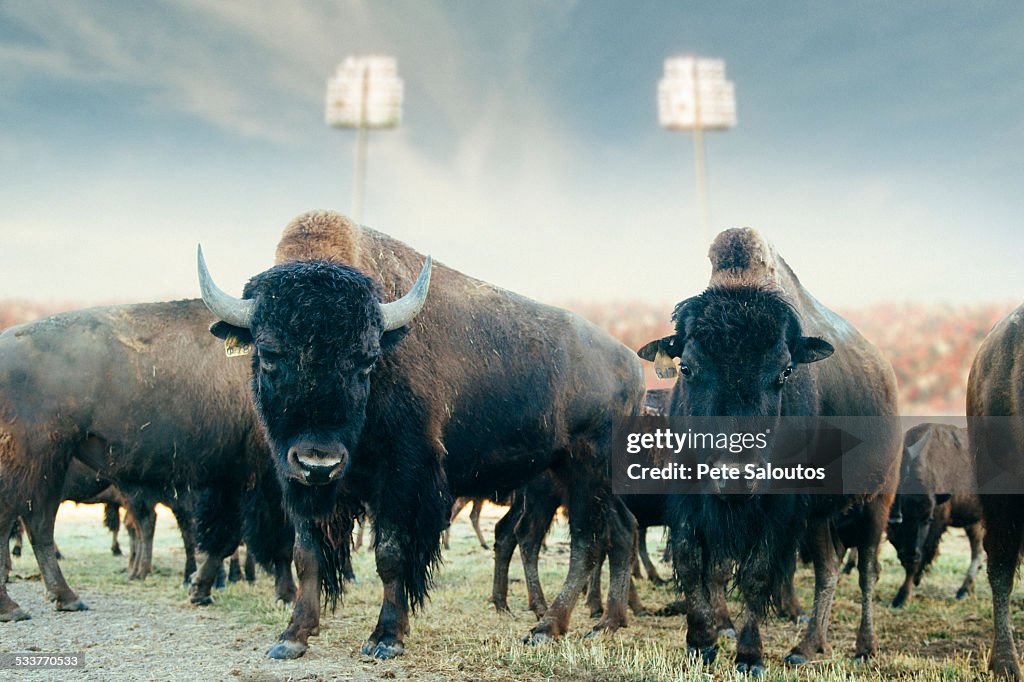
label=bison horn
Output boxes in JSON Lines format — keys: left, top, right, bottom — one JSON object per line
{"left": 197, "top": 244, "right": 255, "bottom": 329}
{"left": 380, "top": 256, "right": 432, "bottom": 331}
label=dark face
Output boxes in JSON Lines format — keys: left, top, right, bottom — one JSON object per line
{"left": 887, "top": 493, "right": 936, "bottom": 567}
{"left": 212, "top": 261, "right": 384, "bottom": 518}
{"left": 638, "top": 287, "right": 834, "bottom": 495}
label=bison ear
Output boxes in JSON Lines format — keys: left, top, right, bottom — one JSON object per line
{"left": 381, "top": 326, "right": 410, "bottom": 351}
{"left": 209, "top": 322, "right": 253, "bottom": 358}
{"left": 793, "top": 336, "right": 834, "bottom": 364}
{"left": 638, "top": 335, "right": 679, "bottom": 361}
{"left": 210, "top": 321, "right": 250, "bottom": 342}
{"left": 637, "top": 340, "right": 661, "bottom": 361}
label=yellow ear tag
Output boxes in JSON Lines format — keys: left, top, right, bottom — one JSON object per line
{"left": 224, "top": 333, "right": 253, "bottom": 358}
{"left": 654, "top": 349, "right": 677, "bottom": 379}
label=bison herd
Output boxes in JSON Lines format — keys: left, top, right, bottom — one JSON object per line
{"left": 1, "top": 211, "right": 1023, "bottom": 678}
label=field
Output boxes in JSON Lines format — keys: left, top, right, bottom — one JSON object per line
{"left": 2, "top": 502, "right": 1009, "bottom": 681}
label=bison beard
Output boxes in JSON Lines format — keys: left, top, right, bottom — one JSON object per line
{"left": 669, "top": 494, "right": 807, "bottom": 616}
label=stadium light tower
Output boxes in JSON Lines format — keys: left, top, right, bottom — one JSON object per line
{"left": 325, "top": 55, "right": 404, "bottom": 223}
{"left": 658, "top": 55, "right": 736, "bottom": 244}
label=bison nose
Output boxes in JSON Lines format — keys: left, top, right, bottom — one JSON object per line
{"left": 287, "top": 443, "right": 346, "bottom": 486}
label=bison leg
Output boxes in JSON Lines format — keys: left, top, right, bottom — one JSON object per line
{"left": 523, "top": 476, "right": 605, "bottom": 644}
{"left": 711, "top": 566, "right": 736, "bottom": 637}
{"left": 984, "top": 496, "right": 1024, "bottom": 679}
{"left": 22, "top": 501, "right": 87, "bottom": 612}
{"left": 228, "top": 548, "right": 243, "bottom": 583}
{"left": 638, "top": 527, "right": 666, "bottom": 585}
{"left": 840, "top": 547, "right": 857, "bottom": 576}
{"left": 591, "top": 497, "right": 638, "bottom": 634}
{"left": 103, "top": 503, "right": 122, "bottom": 556}
{"left": 0, "top": 496, "right": 32, "bottom": 619}
{"left": 189, "top": 488, "right": 242, "bottom": 605}
{"left": 490, "top": 497, "right": 521, "bottom": 613}
{"left": 128, "top": 503, "right": 156, "bottom": 580}
{"left": 444, "top": 497, "right": 470, "bottom": 551}
{"left": 273, "top": 554, "right": 297, "bottom": 603}
{"left": 586, "top": 550, "right": 605, "bottom": 618}
{"left": 353, "top": 518, "right": 365, "bottom": 552}
{"left": 267, "top": 539, "right": 320, "bottom": 660}
{"left": 777, "top": 565, "right": 803, "bottom": 623}
{"left": 735, "top": 580, "right": 770, "bottom": 676}
{"left": 517, "top": 488, "right": 558, "bottom": 620}
{"left": 786, "top": 519, "right": 838, "bottom": 664}
{"left": 167, "top": 500, "right": 198, "bottom": 586}
{"left": 957, "top": 522, "right": 984, "bottom": 600}
{"left": 244, "top": 547, "right": 257, "bottom": 583}
{"left": 891, "top": 549, "right": 918, "bottom": 609}
{"left": 676, "top": 541, "right": 720, "bottom": 664}
{"left": 361, "top": 535, "right": 410, "bottom": 659}
{"left": 11, "top": 520, "right": 23, "bottom": 558}
{"left": 853, "top": 535, "right": 883, "bottom": 659}
{"left": 470, "top": 498, "right": 489, "bottom": 550}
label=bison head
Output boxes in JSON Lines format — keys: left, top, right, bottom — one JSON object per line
{"left": 638, "top": 286, "right": 834, "bottom": 495}
{"left": 197, "top": 246, "right": 431, "bottom": 518}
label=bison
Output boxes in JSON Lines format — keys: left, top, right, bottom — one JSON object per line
{"left": 638, "top": 228, "right": 901, "bottom": 674}
{"left": 0, "top": 300, "right": 296, "bottom": 623}
{"left": 967, "top": 302, "right": 1024, "bottom": 678}
{"left": 197, "top": 210, "right": 645, "bottom": 659}
{"left": 887, "top": 422, "right": 983, "bottom": 607}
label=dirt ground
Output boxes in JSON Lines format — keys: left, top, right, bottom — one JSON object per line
{"left": 3, "top": 504, "right": 436, "bottom": 682}
{"left": 0, "top": 501, "right": 1008, "bottom": 681}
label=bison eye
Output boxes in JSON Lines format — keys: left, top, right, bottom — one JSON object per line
{"left": 680, "top": 364, "right": 692, "bottom": 378}
{"left": 777, "top": 366, "right": 793, "bottom": 386}
{"left": 257, "top": 348, "right": 281, "bottom": 374}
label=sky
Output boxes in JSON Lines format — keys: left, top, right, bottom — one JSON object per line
{"left": 1, "top": 1, "right": 1022, "bottom": 308}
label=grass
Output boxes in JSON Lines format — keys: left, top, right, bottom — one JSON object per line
{"left": 8, "top": 503, "right": 1013, "bottom": 680}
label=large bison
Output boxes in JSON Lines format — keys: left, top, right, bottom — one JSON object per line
{"left": 637, "top": 228, "right": 900, "bottom": 674}
{"left": 0, "top": 300, "right": 296, "bottom": 623}
{"left": 197, "top": 210, "right": 645, "bottom": 659}
{"left": 967, "top": 302, "right": 1024, "bottom": 678}
{"left": 887, "top": 422, "right": 983, "bottom": 608}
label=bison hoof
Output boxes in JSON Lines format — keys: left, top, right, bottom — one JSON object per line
{"left": 522, "top": 630, "right": 554, "bottom": 646}
{"left": 361, "top": 640, "right": 404, "bottom": 659}
{"left": 112, "top": 546, "right": 123, "bottom": 557}
{"left": 990, "top": 655, "right": 1024, "bottom": 680}
{"left": 736, "top": 662, "right": 766, "bottom": 677}
{"left": 650, "top": 577, "right": 668, "bottom": 587}
{"left": 589, "top": 607, "right": 604, "bottom": 619}
{"left": 719, "top": 627, "right": 737, "bottom": 639}
{"left": 267, "top": 640, "right": 308, "bottom": 660}
{"left": 56, "top": 598, "right": 88, "bottom": 612}
{"left": 688, "top": 645, "right": 717, "bottom": 665}
{"left": 784, "top": 652, "right": 809, "bottom": 665}
{"left": 190, "top": 594, "right": 214, "bottom": 606}
{"left": 0, "top": 608, "right": 31, "bottom": 622}
{"left": 955, "top": 587, "right": 971, "bottom": 600}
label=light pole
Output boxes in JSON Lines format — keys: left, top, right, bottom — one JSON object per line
{"left": 325, "top": 55, "right": 404, "bottom": 224}
{"left": 658, "top": 56, "right": 736, "bottom": 245}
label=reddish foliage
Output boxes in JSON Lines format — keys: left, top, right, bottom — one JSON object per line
{"left": 1, "top": 298, "right": 1013, "bottom": 416}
